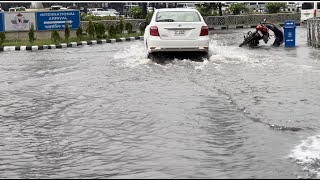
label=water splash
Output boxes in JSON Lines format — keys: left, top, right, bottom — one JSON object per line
{"left": 194, "top": 59, "right": 209, "bottom": 70}
{"left": 208, "top": 36, "right": 272, "bottom": 65}
{"left": 113, "top": 43, "right": 151, "bottom": 68}
{"left": 113, "top": 36, "right": 272, "bottom": 69}
{"left": 289, "top": 135, "right": 320, "bottom": 178}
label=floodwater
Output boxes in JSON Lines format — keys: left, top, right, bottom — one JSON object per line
{"left": 1, "top": 26, "right": 320, "bottom": 179}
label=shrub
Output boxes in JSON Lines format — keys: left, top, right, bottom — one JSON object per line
{"left": 51, "top": 30, "right": 61, "bottom": 44}
{"left": 125, "top": 22, "right": 133, "bottom": 34}
{"left": 108, "top": 25, "right": 116, "bottom": 38}
{"left": 95, "top": 22, "right": 106, "bottom": 39}
{"left": 87, "top": 20, "right": 95, "bottom": 39}
{"left": 28, "top": 23, "right": 36, "bottom": 44}
{"left": 115, "top": 23, "right": 121, "bottom": 34}
{"left": 146, "top": 11, "right": 153, "bottom": 24}
{"left": 64, "top": 21, "right": 70, "bottom": 41}
{"left": 139, "top": 23, "right": 145, "bottom": 35}
{"left": 76, "top": 25, "right": 83, "bottom": 41}
{"left": 118, "top": 18, "right": 124, "bottom": 33}
{"left": 81, "top": 14, "right": 119, "bottom": 21}
{"left": 228, "top": 3, "right": 249, "bottom": 15}
{"left": 128, "top": 6, "right": 143, "bottom": 19}
{"left": 266, "top": 2, "right": 287, "bottom": 13}
{"left": 197, "top": 6, "right": 210, "bottom": 16}
{"left": 0, "top": 32, "right": 5, "bottom": 46}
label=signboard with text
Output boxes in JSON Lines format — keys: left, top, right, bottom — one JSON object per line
{"left": 4, "top": 12, "right": 36, "bottom": 32}
{"left": 0, "top": 13, "right": 3, "bottom": 32}
{"left": 36, "top": 10, "right": 80, "bottom": 31}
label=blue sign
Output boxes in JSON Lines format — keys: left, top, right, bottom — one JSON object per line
{"left": 0, "top": 13, "right": 3, "bottom": 32}
{"left": 36, "top": 10, "right": 80, "bottom": 31}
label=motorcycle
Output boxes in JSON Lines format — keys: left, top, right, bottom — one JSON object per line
{"left": 239, "top": 23, "right": 270, "bottom": 47}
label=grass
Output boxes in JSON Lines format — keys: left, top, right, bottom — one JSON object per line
{"left": 2, "top": 32, "right": 143, "bottom": 47}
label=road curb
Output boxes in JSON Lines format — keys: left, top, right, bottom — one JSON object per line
{"left": 0, "top": 36, "right": 144, "bottom": 52}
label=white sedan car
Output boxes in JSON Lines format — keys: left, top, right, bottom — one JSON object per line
{"left": 144, "top": 8, "right": 210, "bottom": 57}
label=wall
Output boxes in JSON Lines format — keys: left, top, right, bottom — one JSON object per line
{"left": 5, "top": 30, "right": 78, "bottom": 41}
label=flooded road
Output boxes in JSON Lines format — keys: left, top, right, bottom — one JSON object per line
{"left": 1, "top": 26, "right": 320, "bottom": 178}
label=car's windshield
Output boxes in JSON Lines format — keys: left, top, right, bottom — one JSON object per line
{"left": 156, "top": 11, "right": 201, "bottom": 22}
{"left": 302, "top": 2, "right": 314, "bottom": 10}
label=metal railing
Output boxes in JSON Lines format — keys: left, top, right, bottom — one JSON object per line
{"left": 79, "top": 13, "right": 301, "bottom": 31}
{"left": 307, "top": 17, "right": 320, "bottom": 48}
{"left": 203, "top": 13, "right": 301, "bottom": 29}
{"left": 80, "top": 19, "right": 146, "bottom": 32}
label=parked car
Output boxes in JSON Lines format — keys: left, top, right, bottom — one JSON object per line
{"left": 9, "top": 7, "right": 26, "bottom": 12}
{"left": 90, "top": 11, "right": 117, "bottom": 17}
{"left": 144, "top": 8, "right": 210, "bottom": 58}
{"left": 67, "top": 6, "right": 77, "bottom": 10}
{"left": 106, "top": 9, "right": 120, "bottom": 16}
{"left": 49, "top": 5, "right": 67, "bottom": 10}
{"left": 300, "top": 2, "right": 320, "bottom": 23}
{"left": 88, "top": 8, "right": 105, "bottom": 15}
{"left": 147, "top": 6, "right": 156, "bottom": 12}
{"left": 176, "top": 3, "right": 196, "bottom": 9}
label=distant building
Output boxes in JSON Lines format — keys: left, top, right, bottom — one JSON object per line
{"left": 246, "top": 2, "right": 266, "bottom": 13}
{"left": 282, "top": 2, "right": 297, "bottom": 12}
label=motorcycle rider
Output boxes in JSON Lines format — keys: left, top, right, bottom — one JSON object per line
{"left": 261, "top": 19, "right": 284, "bottom": 47}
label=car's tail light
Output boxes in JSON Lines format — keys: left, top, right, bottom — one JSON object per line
{"left": 150, "top": 26, "right": 159, "bottom": 36}
{"left": 314, "top": 9, "right": 317, "bottom": 17}
{"left": 200, "top": 26, "right": 208, "bottom": 36}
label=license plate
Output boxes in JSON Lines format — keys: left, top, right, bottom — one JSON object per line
{"left": 174, "top": 30, "right": 185, "bottom": 36}
{"left": 257, "top": 30, "right": 263, "bottom": 37}
{"left": 304, "top": 13, "right": 310, "bottom": 15}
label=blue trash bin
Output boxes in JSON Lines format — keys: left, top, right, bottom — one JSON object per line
{"left": 283, "top": 20, "right": 296, "bottom": 47}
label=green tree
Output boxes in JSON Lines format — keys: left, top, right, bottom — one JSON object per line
{"left": 266, "top": 2, "right": 287, "bottom": 13}
{"left": 95, "top": 22, "right": 106, "bottom": 39}
{"left": 118, "top": 18, "right": 124, "bottom": 33}
{"left": 115, "top": 23, "right": 121, "bottom": 34}
{"left": 108, "top": 25, "right": 116, "bottom": 38}
{"left": 218, "top": 3, "right": 222, "bottom": 16}
{"left": 125, "top": 22, "right": 133, "bottom": 34}
{"left": 0, "top": 32, "right": 6, "bottom": 46}
{"left": 76, "top": 25, "right": 83, "bottom": 41}
{"left": 64, "top": 21, "right": 70, "bottom": 41}
{"left": 87, "top": 20, "right": 95, "bottom": 39}
{"left": 196, "top": 3, "right": 222, "bottom": 16}
{"left": 51, "top": 30, "right": 61, "bottom": 44}
{"left": 228, "top": 3, "right": 249, "bottom": 15}
{"left": 28, "top": 23, "right": 36, "bottom": 44}
{"left": 139, "top": 23, "right": 145, "bottom": 35}
{"left": 128, "top": 6, "right": 143, "bottom": 19}
{"left": 146, "top": 11, "right": 153, "bottom": 24}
